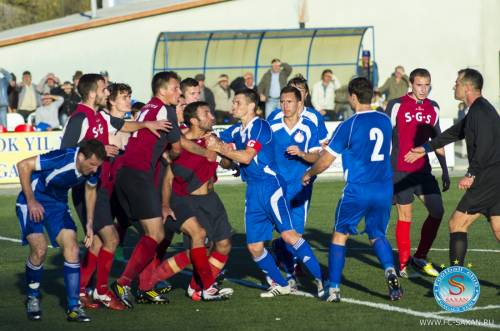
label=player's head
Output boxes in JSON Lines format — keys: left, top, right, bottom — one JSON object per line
{"left": 454, "top": 68, "right": 483, "bottom": 101}
{"left": 348, "top": 77, "right": 373, "bottom": 109}
{"left": 78, "top": 73, "right": 109, "bottom": 107}
{"left": 232, "top": 89, "right": 259, "bottom": 120}
{"left": 409, "top": 68, "right": 431, "bottom": 100}
{"left": 280, "top": 86, "right": 303, "bottom": 119}
{"left": 77, "top": 139, "right": 106, "bottom": 175}
{"left": 180, "top": 78, "right": 201, "bottom": 104}
{"left": 152, "top": 71, "right": 181, "bottom": 106}
{"left": 176, "top": 94, "right": 187, "bottom": 123}
{"left": 107, "top": 83, "right": 132, "bottom": 113}
{"left": 184, "top": 101, "right": 214, "bottom": 132}
{"left": 287, "top": 74, "right": 310, "bottom": 103}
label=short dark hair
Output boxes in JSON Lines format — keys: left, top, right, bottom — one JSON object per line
{"left": 321, "top": 69, "right": 333, "bottom": 79}
{"left": 107, "top": 83, "right": 132, "bottom": 109}
{"left": 348, "top": 77, "right": 373, "bottom": 104}
{"left": 409, "top": 68, "right": 431, "bottom": 84}
{"left": 184, "top": 101, "right": 209, "bottom": 128}
{"left": 180, "top": 78, "right": 199, "bottom": 94}
{"left": 131, "top": 101, "right": 145, "bottom": 115}
{"left": 271, "top": 58, "right": 280, "bottom": 64}
{"left": 78, "top": 139, "right": 106, "bottom": 161}
{"left": 458, "top": 68, "right": 483, "bottom": 91}
{"left": 78, "top": 73, "right": 105, "bottom": 102}
{"left": 287, "top": 74, "right": 310, "bottom": 96}
{"left": 152, "top": 71, "right": 180, "bottom": 95}
{"left": 280, "top": 86, "right": 302, "bottom": 101}
{"left": 235, "top": 88, "right": 259, "bottom": 111}
{"left": 22, "top": 71, "right": 31, "bottom": 76}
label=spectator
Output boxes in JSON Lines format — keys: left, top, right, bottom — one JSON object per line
{"left": 371, "top": 90, "right": 386, "bottom": 112}
{"left": 0, "top": 67, "right": 11, "bottom": 127}
{"left": 7, "top": 73, "right": 19, "bottom": 114}
{"left": 258, "top": 58, "right": 292, "bottom": 117}
{"left": 195, "top": 73, "right": 215, "bottom": 115}
{"left": 72, "top": 70, "right": 83, "bottom": 95}
{"left": 17, "top": 71, "right": 41, "bottom": 122}
{"left": 213, "top": 74, "right": 235, "bottom": 124}
{"left": 34, "top": 93, "right": 64, "bottom": 130}
{"left": 377, "top": 65, "right": 409, "bottom": 101}
{"left": 36, "top": 73, "right": 61, "bottom": 94}
{"left": 58, "top": 81, "right": 80, "bottom": 126}
{"left": 131, "top": 101, "right": 144, "bottom": 120}
{"left": 356, "top": 50, "right": 379, "bottom": 87}
{"left": 230, "top": 72, "right": 257, "bottom": 93}
{"left": 311, "top": 69, "right": 342, "bottom": 120}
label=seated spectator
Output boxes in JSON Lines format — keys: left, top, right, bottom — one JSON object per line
{"left": 213, "top": 74, "right": 235, "bottom": 124}
{"left": 58, "top": 81, "right": 80, "bottom": 126}
{"left": 311, "top": 69, "right": 341, "bottom": 121}
{"left": 195, "top": 73, "right": 215, "bottom": 115}
{"left": 17, "top": 71, "right": 41, "bottom": 122}
{"left": 8, "top": 72, "right": 19, "bottom": 114}
{"left": 377, "top": 65, "right": 409, "bottom": 101}
{"left": 34, "top": 93, "right": 63, "bottom": 130}
{"left": 36, "top": 73, "right": 61, "bottom": 94}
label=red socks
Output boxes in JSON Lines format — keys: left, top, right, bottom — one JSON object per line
{"left": 118, "top": 236, "right": 157, "bottom": 287}
{"left": 396, "top": 220, "right": 411, "bottom": 270}
{"left": 96, "top": 248, "right": 114, "bottom": 295}
{"left": 140, "top": 251, "right": 191, "bottom": 291}
{"left": 80, "top": 251, "right": 98, "bottom": 294}
{"left": 138, "top": 238, "right": 171, "bottom": 290}
{"left": 190, "top": 251, "right": 228, "bottom": 291}
{"left": 190, "top": 247, "right": 214, "bottom": 290}
{"left": 415, "top": 215, "right": 442, "bottom": 259}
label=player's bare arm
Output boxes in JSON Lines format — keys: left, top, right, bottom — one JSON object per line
{"left": 206, "top": 135, "right": 256, "bottom": 165}
{"left": 286, "top": 145, "right": 320, "bottom": 163}
{"left": 120, "top": 120, "right": 172, "bottom": 138}
{"left": 161, "top": 166, "right": 176, "bottom": 223}
{"left": 302, "top": 150, "right": 336, "bottom": 186}
{"left": 84, "top": 182, "right": 96, "bottom": 248}
{"left": 17, "top": 156, "right": 44, "bottom": 222}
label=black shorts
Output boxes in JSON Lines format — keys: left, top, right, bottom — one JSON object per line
{"left": 393, "top": 171, "right": 441, "bottom": 205}
{"left": 72, "top": 184, "right": 115, "bottom": 233}
{"left": 115, "top": 166, "right": 162, "bottom": 220}
{"left": 168, "top": 191, "right": 233, "bottom": 244}
{"left": 456, "top": 166, "right": 500, "bottom": 217}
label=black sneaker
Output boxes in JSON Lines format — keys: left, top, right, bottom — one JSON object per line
{"left": 155, "top": 280, "right": 173, "bottom": 295}
{"left": 66, "top": 306, "right": 91, "bottom": 322}
{"left": 26, "top": 296, "right": 42, "bottom": 321}
{"left": 136, "top": 289, "right": 169, "bottom": 304}
{"left": 111, "top": 281, "right": 134, "bottom": 309}
{"left": 387, "top": 273, "right": 403, "bottom": 301}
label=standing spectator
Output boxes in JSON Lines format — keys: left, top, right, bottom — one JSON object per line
{"left": 17, "top": 71, "right": 41, "bottom": 122}
{"left": 8, "top": 73, "right": 19, "bottom": 114}
{"left": 0, "top": 67, "right": 11, "bottom": 127}
{"left": 34, "top": 93, "right": 64, "bottom": 130}
{"left": 378, "top": 66, "right": 409, "bottom": 101}
{"left": 58, "top": 81, "right": 80, "bottom": 126}
{"left": 357, "top": 50, "right": 379, "bottom": 87}
{"left": 311, "top": 69, "right": 342, "bottom": 121}
{"left": 258, "top": 59, "right": 292, "bottom": 118}
{"left": 213, "top": 74, "right": 235, "bottom": 124}
{"left": 36, "top": 73, "right": 61, "bottom": 94}
{"left": 195, "top": 73, "right": 215, "bottom": 115}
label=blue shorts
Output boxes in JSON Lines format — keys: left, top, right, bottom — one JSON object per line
{"left": 16, "top": 194, "right": 76, "bottom": 247}
{"left": 334, "top": 181, "right": 393, "bottom": 239}
{"left": 244, "top": 176, "right": 294, "bottom": 244}
{"left": 286, "top": 182, "right": 313, "bottom": 234}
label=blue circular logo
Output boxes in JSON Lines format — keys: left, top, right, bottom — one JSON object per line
{"left": 433, "top": 266, "right": 480, "bottom": 313}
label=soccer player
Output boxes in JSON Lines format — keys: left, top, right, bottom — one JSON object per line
{"left": 385, "top": 68, "right": 450, "bottom": 278}
{"left": 405, "top": 68, "right": 500, "bottom": 266}
{"left": 207, "top": 89, "right": 324, "bottom": 298}
{"left": 181, "top": 77, "right": 202, "bottom": 104}
{"left": 16, "top": 140, "right": 106, "bottom": 322}
{"left": 268, "top": 86, "right": 322, "bottom": 287}
{"left": 302, "top": 77, "right": 403, "bottom": 302}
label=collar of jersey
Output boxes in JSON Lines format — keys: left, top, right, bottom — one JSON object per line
{"left": 74, "top": 147, "right": 82, "bottom": 177}
{"left": 280, "top": 116, "right": 304, "bottom": 135}
{"left": 239, "top": 116, "right": 259, "bottom": 136}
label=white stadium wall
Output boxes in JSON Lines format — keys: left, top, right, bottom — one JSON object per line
{"left": 0, "top": 0, "right": 498, "bottom": 116}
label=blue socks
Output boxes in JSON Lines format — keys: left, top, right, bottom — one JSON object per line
{"left": 372, "top": 237, "right": 395, "bottom": 271}
{"left": 292, "top": 238, "right": 322, "bottom": 280}
{"left": 328, "top": 244, "right": 346, "bottom": 289}
{"left": 253, "top": 249, "right": 288, "bottom": 287}
{"left": 272, "top": 238, "right": 295, "bottom": 278}
{"left": 63, "top": 261, "right": 81, "bottom": 310}
{"left": 26, "top": 259, "right": 43, "bottom": 298}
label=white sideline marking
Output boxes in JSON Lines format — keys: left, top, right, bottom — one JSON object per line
{"left": 434, "top": 304, "right": 500, "bottom": 315}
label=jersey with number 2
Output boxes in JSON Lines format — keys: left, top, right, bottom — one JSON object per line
{"left": 326, "top": 111, "right": 392, "bottom": 184}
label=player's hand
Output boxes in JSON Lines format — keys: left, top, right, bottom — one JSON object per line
{"left": 162, "top": 206, "right": 176, "bottom": 224}
{"left": 458, "top": 176, "right": 474, "bottom": 190}
{"left": 145, "top": 120, "right": 172, "bottom": 138}
{"left": 320, "top": 140, "right": 329, "bottom": 148}
{"left": 84, "top": 222, "right": 94, "bottom": 248}
{"left": 206, "top": 134, "right": 222, "bottom": 153}
{"left": 27, "top": 199, "right": 45, "bottom": 222}
{"left": 442, "top": 173, "right": 451, "bottom": 192}
{"left": 105, "top": 144, "right": 119, "bottom": 158}
{"left": 302, "top": 172, "right": 312, "bottom": 186}
{"left": 404, "top": 147, "right": 426, "bottom": 163}
{"left": 286, "top": 145, "right": 303, "bottom": 157}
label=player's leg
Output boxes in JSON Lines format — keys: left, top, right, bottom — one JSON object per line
{"left": 79, "top": 236, "right": 101, "bottom": 309}
{"left": 448, "top": 211, "right": 481, "bottom": 266}
{"left": 326, "top": 231, "right": 348, "bottom": 302}
{"left": 25, "top": 234, "right": 47, "bottom": 321}
{"left": 490, "top": 216, "right": 500, "bottom": 242}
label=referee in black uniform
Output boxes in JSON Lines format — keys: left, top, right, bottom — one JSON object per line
{"left": 405, "top": 68, "right": 500, "bottom": 266}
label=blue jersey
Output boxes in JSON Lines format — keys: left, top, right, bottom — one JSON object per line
{"left": 326, "top": 110, "right": 392, "bottom": 184}
{"left": 18, "top": 148, "right": 99, "bottom": 205}
{"left": 267, "top": 106, "right": 329, "bottom": 143}
{"left": 219, "top": 117, "right": 279, "bottom": 182}
{"left": 269, "top": 116, "right": 321, "bottom": 185}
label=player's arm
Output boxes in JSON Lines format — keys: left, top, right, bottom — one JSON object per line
{"left": 161, "top": 165, "right": 176, "bottom": 222}
{"left": 287, "top": 145, "right": 320, "bottom": 163}
{"left": 180, "top": 137, "right": 216, "bottom": 160}
{"left": 433, "top": 121, "right": 450, "bottom": 192}
{"left": 207, "top": 135, "right": 257, "bottom": 165}
{"left": 60, "top": 112, "right": 87, "bottom": 148}
{"left": 219, "top": 156, "right": 240, "bottom": 177}
{"left": 119, "top": 117, "right": 172, "bottom": 138}
{"left": 17, "top": 156, "right": 44, "bottom": 222}
{"left": 302, "top": 150, "right": 336, "bottom": 186}
{"left": 84, "top": 182, "right": 96, "bottom": 248}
